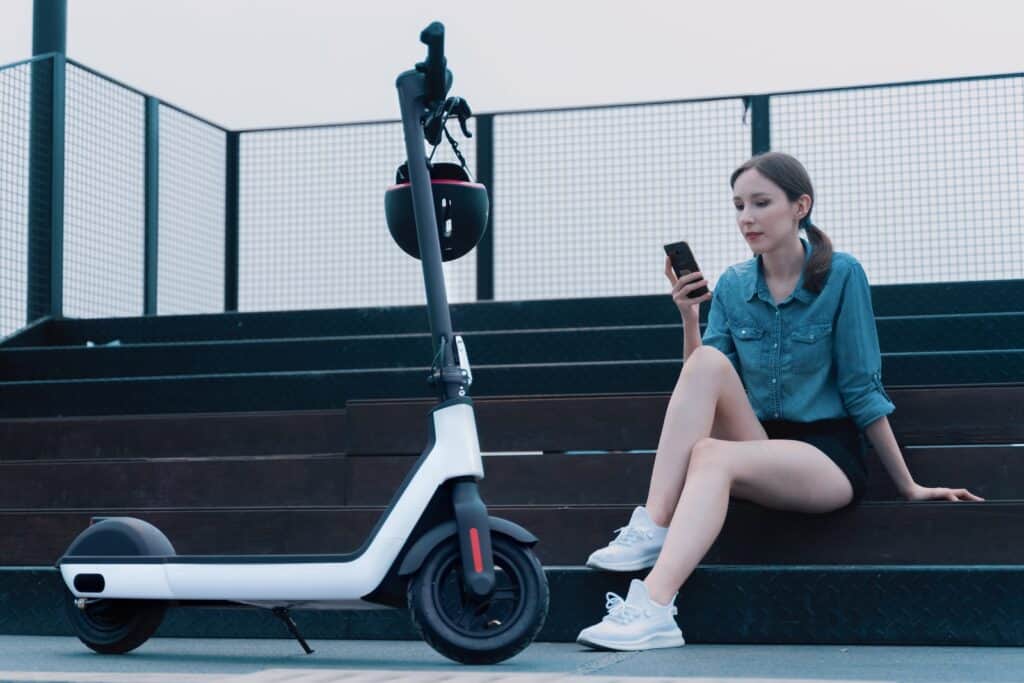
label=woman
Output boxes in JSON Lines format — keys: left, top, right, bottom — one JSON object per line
{"left": 576, "top": 151, "right": 984, "bottom": 652}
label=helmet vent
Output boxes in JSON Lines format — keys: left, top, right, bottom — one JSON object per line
{"left": 442, "top": 198, "right": 454, "bottom": 238}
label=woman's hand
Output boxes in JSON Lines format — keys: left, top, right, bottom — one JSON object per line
{"left": 665, "top": 256, "right": 712, "bottom": 320}
{"left": 903, "top": 482, "right": 985, "bottom": 502}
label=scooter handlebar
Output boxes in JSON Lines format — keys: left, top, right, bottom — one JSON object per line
{"left": 419, "top": 22, "right": 447, "bottom": 104}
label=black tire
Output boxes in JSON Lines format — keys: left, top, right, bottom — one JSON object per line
{"left": 408, "top": 534, "right": 548, "bottom": 665}
{"left": 64, "top": 591, "right": 166, "bottom": 654}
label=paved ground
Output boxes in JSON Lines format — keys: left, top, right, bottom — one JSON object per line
{"left": 0, "top": 636, "right": 1021, "bottom": 682}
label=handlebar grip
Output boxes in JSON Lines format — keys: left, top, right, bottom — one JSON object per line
{"left": 420, "top": 22, "right": 444, "bottom": 52}
{"left": 419, "top": 22, "right": 446, "bottom": 103}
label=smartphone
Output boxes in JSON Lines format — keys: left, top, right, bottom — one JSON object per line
{"left": 664, "top": 241, "right": 709, "bottom": 298}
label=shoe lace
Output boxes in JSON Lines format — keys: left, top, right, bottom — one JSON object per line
{"left": 603, "top": 592, "right": 646, "bottom": 624}
{"left": 603, "top": 592, "right": 679, "bottom": 624}
{"left": 611, "top": 524, "right": 654, "bottom": 546}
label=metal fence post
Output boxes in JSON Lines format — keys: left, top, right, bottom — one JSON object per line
{"left": 144, "top": 96, "right": 159, "bottom": 315}
{"left": 27, "top": 0, "right": 67, "bottom": 322}
{"left": 224, "top": 131, "right": 240, "bottom": 311}
{"left": 475, "top": 114, "right": 494, "bottom": 301}
{"left": 749, "top": 95, "right": 771, "bottom": 156}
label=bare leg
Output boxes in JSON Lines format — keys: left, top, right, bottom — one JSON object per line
{"left": 642, "top": 437, "right": 855, "bottom": 606}
{"left": 646, "top": 347, "right": 768, "bottom": 528}
{"left": 645, "top": 364, "right": 717, "bottom": 526}
{"left": 643, "top": 443, "right": 730, "bottom": 603}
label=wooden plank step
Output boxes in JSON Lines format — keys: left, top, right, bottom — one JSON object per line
{"left": 0, "top": 446, "right": 1017, "bottom": 510}
{"left": 2, "top": 355, "right": 1024, "bottom": 418}
{"left": 0, "top": 410, "right": 348, "bottom": 460}
{"left": 347, "top": 385, "right": 1024, "bottom": 453}
{"left": 0, "top": 455, "right": 349, "bottom": 509}
{"left": 1, "top": 385, "right": 1021, "bottom": 460}
{"left": 0, "top": 501, "right": 1019, "bottom": 567}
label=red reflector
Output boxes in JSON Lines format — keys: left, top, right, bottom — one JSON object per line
{"left": 469, "top": 528, "right": 483, "bottom": 573}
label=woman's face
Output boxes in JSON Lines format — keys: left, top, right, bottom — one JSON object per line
{"left": 732, "top": 168, "right": 807, "bottom": 251}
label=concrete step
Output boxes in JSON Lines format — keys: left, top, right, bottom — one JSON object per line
{"left": 4, "top": 314, "right": 1024, "bottom": 381}
{"left": 8, "top": 278, "right": 1021, "bottom": 347}
{"left": 4, "top": 565, "right": 1023, "bottom": 645}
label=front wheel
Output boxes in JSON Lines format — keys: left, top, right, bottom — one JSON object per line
{"left": 408, "top": 534, "right": 548, "bottom": 665}
{"left": 64, "top": 591, "right": 166, "bottom": 654}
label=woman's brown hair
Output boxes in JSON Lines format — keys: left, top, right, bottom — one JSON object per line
{"left": 730, "top": 151, "right": 833, "bottom": 294}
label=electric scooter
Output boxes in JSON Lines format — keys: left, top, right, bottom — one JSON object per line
{"left": 57, "top": 21, "right": 549, "bottom": 665}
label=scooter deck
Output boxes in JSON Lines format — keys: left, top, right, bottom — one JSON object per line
{"left": 60, "top": 552, "right": 365, "bottom": 564}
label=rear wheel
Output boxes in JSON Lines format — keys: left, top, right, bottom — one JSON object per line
{"left": 64, "top": 592, "right": 166, "bottom": 654}
{"left": 408, "top": 534, "right": 548, "bottom": 664}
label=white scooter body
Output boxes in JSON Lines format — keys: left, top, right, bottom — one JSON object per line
{"left": 58, "top": 400, "right": 484, "bottom": 609}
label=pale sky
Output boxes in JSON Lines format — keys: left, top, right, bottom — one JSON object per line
{"left": 1, "top": 0, "right": 1022, "bottom": 129}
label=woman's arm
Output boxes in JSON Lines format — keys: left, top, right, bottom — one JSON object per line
{"left": 864, "top": 415, "right": 984, "bottom": 502}
{"left": 683, "top": 319, "right": 702, "bottom": 363}
{"left": 689, "top": 272, "right": 739, "bottom": 370}
{"left": 863, "top": 415, "right": 914, "bottom": 496}
{"left": 665, "top": 256, "right": 710, "bottom": 363}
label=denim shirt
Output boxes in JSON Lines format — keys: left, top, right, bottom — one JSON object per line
{"left": 700, "top": 236, "right": 895, "bottom": 433}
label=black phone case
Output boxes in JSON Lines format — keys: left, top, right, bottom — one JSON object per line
{"left": 664, "top": 241, "right": 709, "bottom": 298}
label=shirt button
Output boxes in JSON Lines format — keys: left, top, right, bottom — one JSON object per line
{"left": 771, "top": 378, "right": 777, "bottom": 383}
{"left": 773, "top": 343, "right": 777, "bottom": 348}
{"left": 775, "top": 412, "right": 779, "bottom": 417}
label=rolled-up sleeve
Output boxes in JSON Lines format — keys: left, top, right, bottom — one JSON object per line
{"left": 700, "top": 272, "right": 740, "bottom": 375}
{"left": 833, "top": 261, "right": 895, "bottom": 431}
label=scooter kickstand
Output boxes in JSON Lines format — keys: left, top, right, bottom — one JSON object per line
{"left": 272, "top": 607, "right": 314, "bottom": 654}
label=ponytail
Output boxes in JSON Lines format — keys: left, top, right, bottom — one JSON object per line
{"left": 801, "top": 221, "right": 833, "bottom": 295}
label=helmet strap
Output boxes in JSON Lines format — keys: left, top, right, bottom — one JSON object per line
{"left": 425, "top": 97, "right": 475, "bottom": 181}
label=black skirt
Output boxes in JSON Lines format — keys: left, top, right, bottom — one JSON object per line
{"left": 758, "top": 416, "right": 869, "bottom": 504}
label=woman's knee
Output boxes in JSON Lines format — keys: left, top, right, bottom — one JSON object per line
{"left": 687, "top": 438, "right": 732, "bottom": 480}
{"left": 683, "top": 345, "right": 732, "bottom": 379}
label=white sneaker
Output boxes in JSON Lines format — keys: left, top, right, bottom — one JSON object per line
{"left": 586, "top": 506, "right": 667, "bottom": 572}
{"left": 576, "top": 579, "right": 685, "bottom": 651}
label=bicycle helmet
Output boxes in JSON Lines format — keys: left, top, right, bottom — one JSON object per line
{"left": 385, "top": 161, "right": 489, "bottom": 261}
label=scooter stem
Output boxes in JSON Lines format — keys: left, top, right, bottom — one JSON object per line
{"left": 395, "top": 70, "right": 463, "bottom": 402}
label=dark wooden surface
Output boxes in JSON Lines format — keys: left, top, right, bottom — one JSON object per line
{"left": 0, "top": 410, "right": 348, "bottom": 460}
{"left": 1, "top": 385, "right": 1020, "bottom": 460}
{"left": 1, "top": 359, "right": 1023, "bottom": 418}
{"left": 347, "top": 385, "right": 1024, "bottom": 453}
{"left": 2, "top": 385, "right": 1015, "bottom": 464}
{"left": 2, "top": 502, "right": 1018, "bottom": 567}
{"left": 0, "top": 447, "right": 1015, "bottom": 510}
{"left": 1, "top": 387, "right": 1019, "bottom": 573}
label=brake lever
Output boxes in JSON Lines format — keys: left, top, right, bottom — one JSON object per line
{"left": 422, "top": 99, "right": 447, "bottom": 146}
{"left": 449, "top": 97, "right": 474, "bottom": 137}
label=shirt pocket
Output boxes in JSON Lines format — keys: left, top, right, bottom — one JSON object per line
{"left": 733, "top": 323, "right": 766, "bottom": 370}
{"left": 790, "top": 322, "right": 833, "bottom": 373}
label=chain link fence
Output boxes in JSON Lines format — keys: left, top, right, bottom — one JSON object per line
{"left": 0, "top": 59, "right": 33, "bottom": 338}
{"left": 1, "top": 56, "right": 1022, "bottom": 334}
{"left": 238, "top": 122, "right": 476, "bottom": 310}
